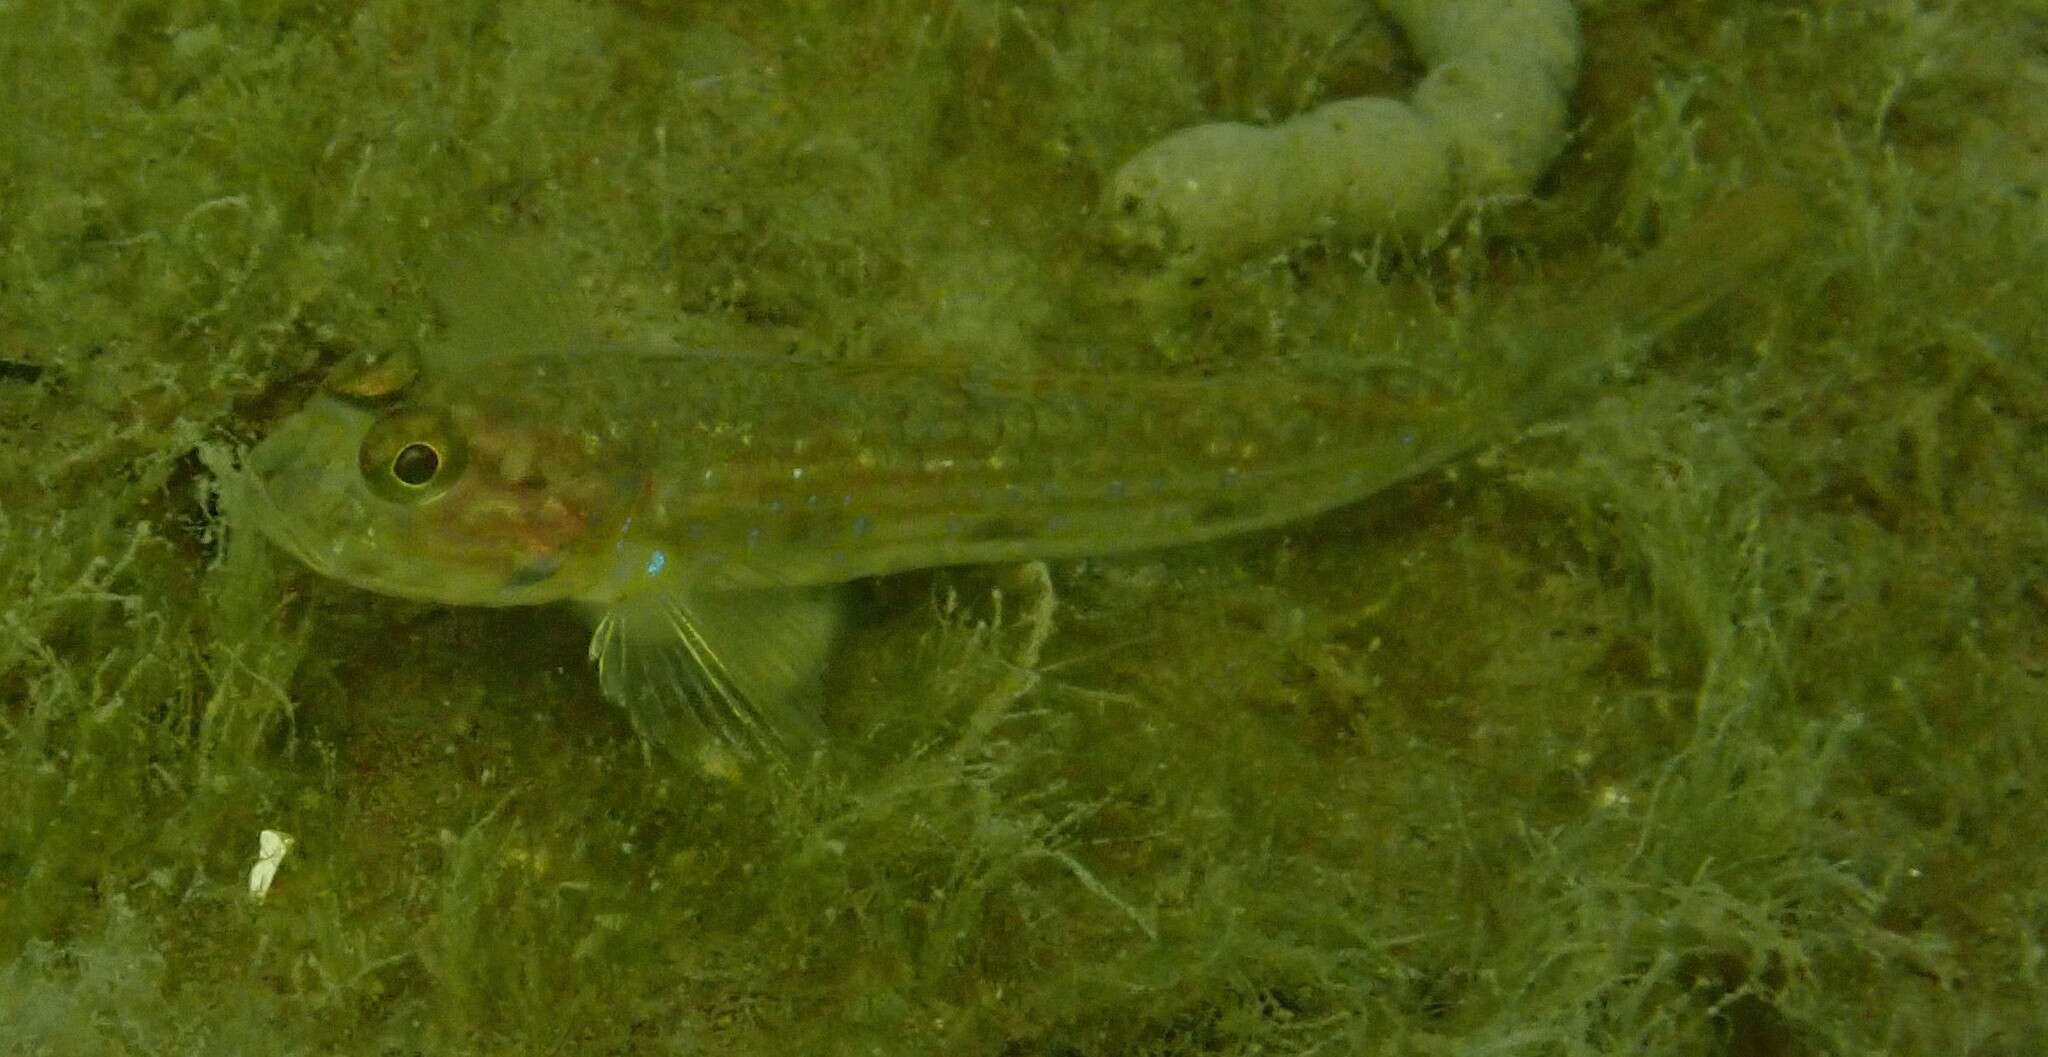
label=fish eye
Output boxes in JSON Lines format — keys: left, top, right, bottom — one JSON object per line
{"left": 360, "top": 407, "right": 468, "bottom": 504}
{"left": 390, "top": 442, "right": 442, "bottom": 487}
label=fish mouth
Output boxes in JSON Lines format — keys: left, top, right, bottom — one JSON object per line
{"left": 226, "top": 451, "right": 336, "bottom": 581}
{"left": 231, "top": 394, "right": 378, "bottom": 583}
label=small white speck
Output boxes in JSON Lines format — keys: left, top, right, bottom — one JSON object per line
{"left": 249, "top": 829, "right": 295, "bottom": 902}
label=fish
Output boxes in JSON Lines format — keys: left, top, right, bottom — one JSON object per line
{"left": 238, "top": 188, "right": 1804, "bottom": 762}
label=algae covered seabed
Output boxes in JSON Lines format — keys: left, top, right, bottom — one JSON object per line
{"left": 3, "top": 2, "right": 2044, "bottom": 1053}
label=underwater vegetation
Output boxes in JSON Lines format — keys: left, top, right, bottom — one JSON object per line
{"left": 3, "top": 0, "right": 2044, "bottom": 1054}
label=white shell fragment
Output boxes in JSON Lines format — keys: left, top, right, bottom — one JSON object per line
{"left": 1105, "top": 0, "right": 1582, "bottom": 262}
{"left": 248, "top": 829, "right": 296, "bottom": 902}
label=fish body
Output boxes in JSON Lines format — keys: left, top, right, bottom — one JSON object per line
{"left": 242, "top": 189, "right": 1802, "bottom": 758}
{"left": 260, "top": 350, "right": 1476, "bottom": 601}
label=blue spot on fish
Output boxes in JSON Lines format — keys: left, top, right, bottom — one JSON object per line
{"left": 645, "top": 550, "right": 668, "bottom": 577}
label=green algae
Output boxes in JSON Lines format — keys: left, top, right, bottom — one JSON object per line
{"left": 2, "top": 1, "right": 2044, "bottom": 1054}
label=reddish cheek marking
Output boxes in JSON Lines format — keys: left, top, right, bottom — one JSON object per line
{"left": 429, "top": 481, "right": 616, "bottom": 565}
{"left": 427, "top": 425, "right": 644, "bottom": 566}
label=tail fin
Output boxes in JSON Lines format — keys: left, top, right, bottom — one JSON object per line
{"left": 1576, "top": 185, "right": 1809, "bottom": 341}
{"left": 1503, "top": 185, "right": 1809, "bottom": 422}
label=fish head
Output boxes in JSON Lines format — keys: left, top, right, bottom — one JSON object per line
{"left": 239, "top": 349, "right": 644, "bottom": 608}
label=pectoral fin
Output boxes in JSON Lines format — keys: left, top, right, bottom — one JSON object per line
{"left": 585, "top": 584, "right": 846, "bottom": 765}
